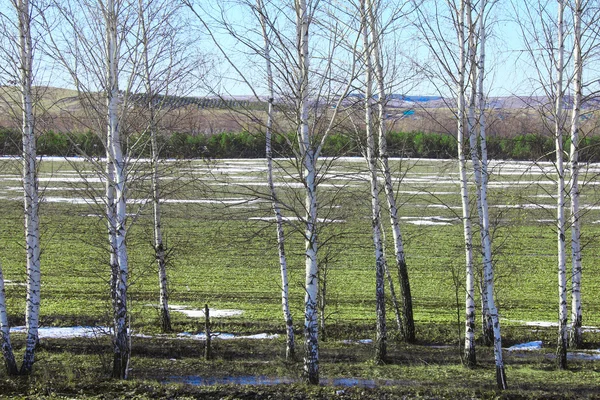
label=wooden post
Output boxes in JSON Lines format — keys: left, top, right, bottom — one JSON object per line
{"left": 204, "top": 304, "right": 211, "bottom": 360}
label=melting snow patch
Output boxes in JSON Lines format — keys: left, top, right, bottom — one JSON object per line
{"left": 493, "top": 204, "right": 546, "bottom": 210}
{"left": 406, "top": 220, "right": 452, "bottom": 226}
{"left": 507, "top": 341, "right": 542, "bottom": 351}
{"left": 568, "top": 351, "right": 600, "bottom": 361}
{"left": 523, "top": 321, "right": 557, "bottom": 328}
{"left": 177, "top": 332, "right": 278, "bottom": 340}
{"left": 3, "top": 280, "right": 26, "bottom": 286}
{"left": 162, "top": 198, "right": 264, "bottom": 205}
{"left": 249, "top": 216, "right": 345, "bottom": 223}
{"left": 342, "top": 339, "right": 373, "bottom": 344}
{"left": 508, "top": 319, "right": 599, "bottom": 331}
{"left": 168, "top": 305, "right": 243, "bottom": 318}
{"left": 506, "top": 320, "right": 558, "bottom": 328}
{"left": 10, "top": 326, "right": 108, "bottom": 339}
{"left": 400, "top": 216, "right": 457, "bottom": 226}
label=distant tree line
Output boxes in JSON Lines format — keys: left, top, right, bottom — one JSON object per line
{"left": 2, "top": 127, "right": 600, "bottom": 161}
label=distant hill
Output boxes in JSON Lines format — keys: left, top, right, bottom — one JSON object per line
{"left": 0, "top": 86, "right": 597, "bottom": 137}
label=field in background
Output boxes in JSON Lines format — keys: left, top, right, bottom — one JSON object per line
{"left": 0, "top": 156, "right": 599, "bottom": 336}
{"left": 2, "top": 156, "right": 600, "bottom": 397}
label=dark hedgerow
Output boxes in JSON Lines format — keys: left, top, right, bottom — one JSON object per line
{"left": 1, "top": 126, "right": 600, "bottom": 161}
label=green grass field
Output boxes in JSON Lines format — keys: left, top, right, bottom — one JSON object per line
{"left": 1, "top": 156, "right": 600, "bottom": 398}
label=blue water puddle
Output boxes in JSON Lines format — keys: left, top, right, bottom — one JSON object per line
{"left": 166, "top": 375, "right": 397, "bottom": 388}
{"left": 506, "top": 341, "right": 543, "bottom": 351}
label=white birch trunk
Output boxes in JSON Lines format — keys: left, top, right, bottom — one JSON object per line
{"left": 468, "top": 5, "right": 492, "bottom": 347}
{"left": 555, "top": 0, "right": 568, "bottom": 370}
{"left": 257, "top": 0, "right": 295, "bottom": 360}
{"left": 138, "top": 0, "right": 171, "bottom": 333}
{"left": 569, "top": 0, "right": 583, "bottom": 349}
{"left": 106, "top": 143, "right": 118, "bottom": 303}
{"left": 466, "top": 1, "right": 492, "bottom": 349}
{"left": 475, "top": 1, "right": 506, "bottom": 387}
{"left": 456, "top": 0, "right": 476, "bottom": 368}
{"left": 106, "top": 0, "right": 130, "bottom": 379}
{"left": 361, "top": 0, "right": 386, "bottom": 363}
{"left": 18, "top": 0, "right": 40, "bottom": 375}
{"left": 367, "top": 0, "right": 414, "bottom": 343}
{"left": 151, "top": 132, "right": 170, "bottom": 333}
{"left": 296, "top": 0, "right": 319, "bottom": 385}
{"left": 0, "top": 262, "right": 18, "bottom": 375}
{"left": 477, "top": 0, "right": 492, "bottom": 345}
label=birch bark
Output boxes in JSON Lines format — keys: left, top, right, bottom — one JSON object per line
{"left": 474, "top": 0, "right": 506, "bottom": 388}
{"left": 454, "top": 0, "right": 476, "bottom": 368}
{"left": 465, "top": 1, "right": 493, "bottom": 352}
{"left": 466, "top": 2, "right": 492, "bottom": 347}
{"left": 295, "top": 0, "right": 319, "bottom": 385}
{"left": 367, "top": 0, "right": 414, "bottom": 343}
{"left": 138, "top": 0, "right": 171, "bottom": 333}
{"left": 105, "top": 0, "right": 130, "bottom": 379}
{"left": 361, "top": 0, "right": 386, "bottom": 363}
{"left": 554, "top": 0, "right": 568, "bottom": 370}
{"left": 569, "top": 0, "right": 583, "bottom": 350}
{"left": 17, "top": 0, "right": 41, "bottom": 375}
{"left": 257, "top": 0, "right": 295, "bottom": 360}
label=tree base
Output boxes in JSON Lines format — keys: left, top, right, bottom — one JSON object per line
{"left": 569, "top": 324, "right": 583, "bottom": 349}
{"left": 464, "top": 346, "right": 476, "bottom": 369}
{"left": 496, "top": 366, "right": 507, "bottom": 390}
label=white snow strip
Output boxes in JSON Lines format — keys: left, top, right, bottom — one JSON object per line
{"left": 492, "top": 204, "right": 547, "bottom": 210}
{"left": 208, "top": 182, "right": 359, "bottom": 188}
{"left": 521, "top": 321, "right": 557, "bottom": 328}
{"left": 400, "top": 216, "right": 458, "bottom": 222}
{"left": 568, "top": 351, "right": 600, "bottom": 361}
{"left": 162, "top": 198, "right": 264, "bottom": 205}
{"left": 506, "top": 341, "right": 543, "bottom": 351}
{"left": 177, "top": 332, "right": 278, "bottom": 340}
{"left": 412, "top": 204, "right": 463, "bottom": 210}
{"left": 249, "top": 216, "right": 345, "bottom": 223}
{"left": 507, "top": 319, "right": 599, "bottom": 330}
{"left": 3, "top": 280, "right": 26, "bottom": 286}
{"left": 10, "top": 326, "right": 108, "bottom": 339}
{"left": 342, "top": 339, "right": 373, "bottom": 344}
{"left": 406, "top": 220, "right": 452, "bottom": 226}
{"left": 169, "top": 305, "right": 244, "bottom": 318}
{"left": 397, "top": 190, "right": 457, "bottom": 195}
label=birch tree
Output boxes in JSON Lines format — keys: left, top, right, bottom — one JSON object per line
{"left": 554, "top": 0, "right": 568, "bottom": 370}
{"left": 16, "top": 0, "right": 40, "bottom": 375}
{"left": 568, "top": 0, "right": 583, "bottom": 349}
{"left": 294, "top": 0, "right": 322, "bottom": 382}
{"left": 137, "top": 0, "right": 194, "bottom": 334}
{"left": 187, "top": 0, "right": 358, "bottom": 383}
{"left": 138, "top": 0, "right": 170, "bottom": 333}
{"left": 366, "top": 0, "right": 416, "bottom": 344}
{"left": 414, "top": 0, "right": 477, "bottom": 367}
{"left": 296, "top": 3, "right": 357, "bottom": 382}
{"left": 360, "top": 0, "right": 387, "bottom": 363}
{"left": 44, "top": 0, "right": 138, "bottom": 379}
{"left": 514, "top": 0, "right": 600, "bottom": 356}
{"left": 0, "top": 0, "right": 41, "bottom": 375}
{"left": 255, "top": 0, "right": 295, "bottom": 360}
{"left": 184, "top": 0, "right": 297, "bottom": 361}
{"left": 105, "top": 0, "right": 131, "bottom": 378}
{"left": 415, "top": 1, "right": 507, "bottom": 386}
{"left": 471, "top": 1, "right": 507, "bottom": 387}
{"left": 517, "top": 0, "right": 570, "bottom": 370}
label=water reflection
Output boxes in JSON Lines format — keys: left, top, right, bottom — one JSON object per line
{"left": 166, "top": 375, "right": 397, "bottom": 388}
